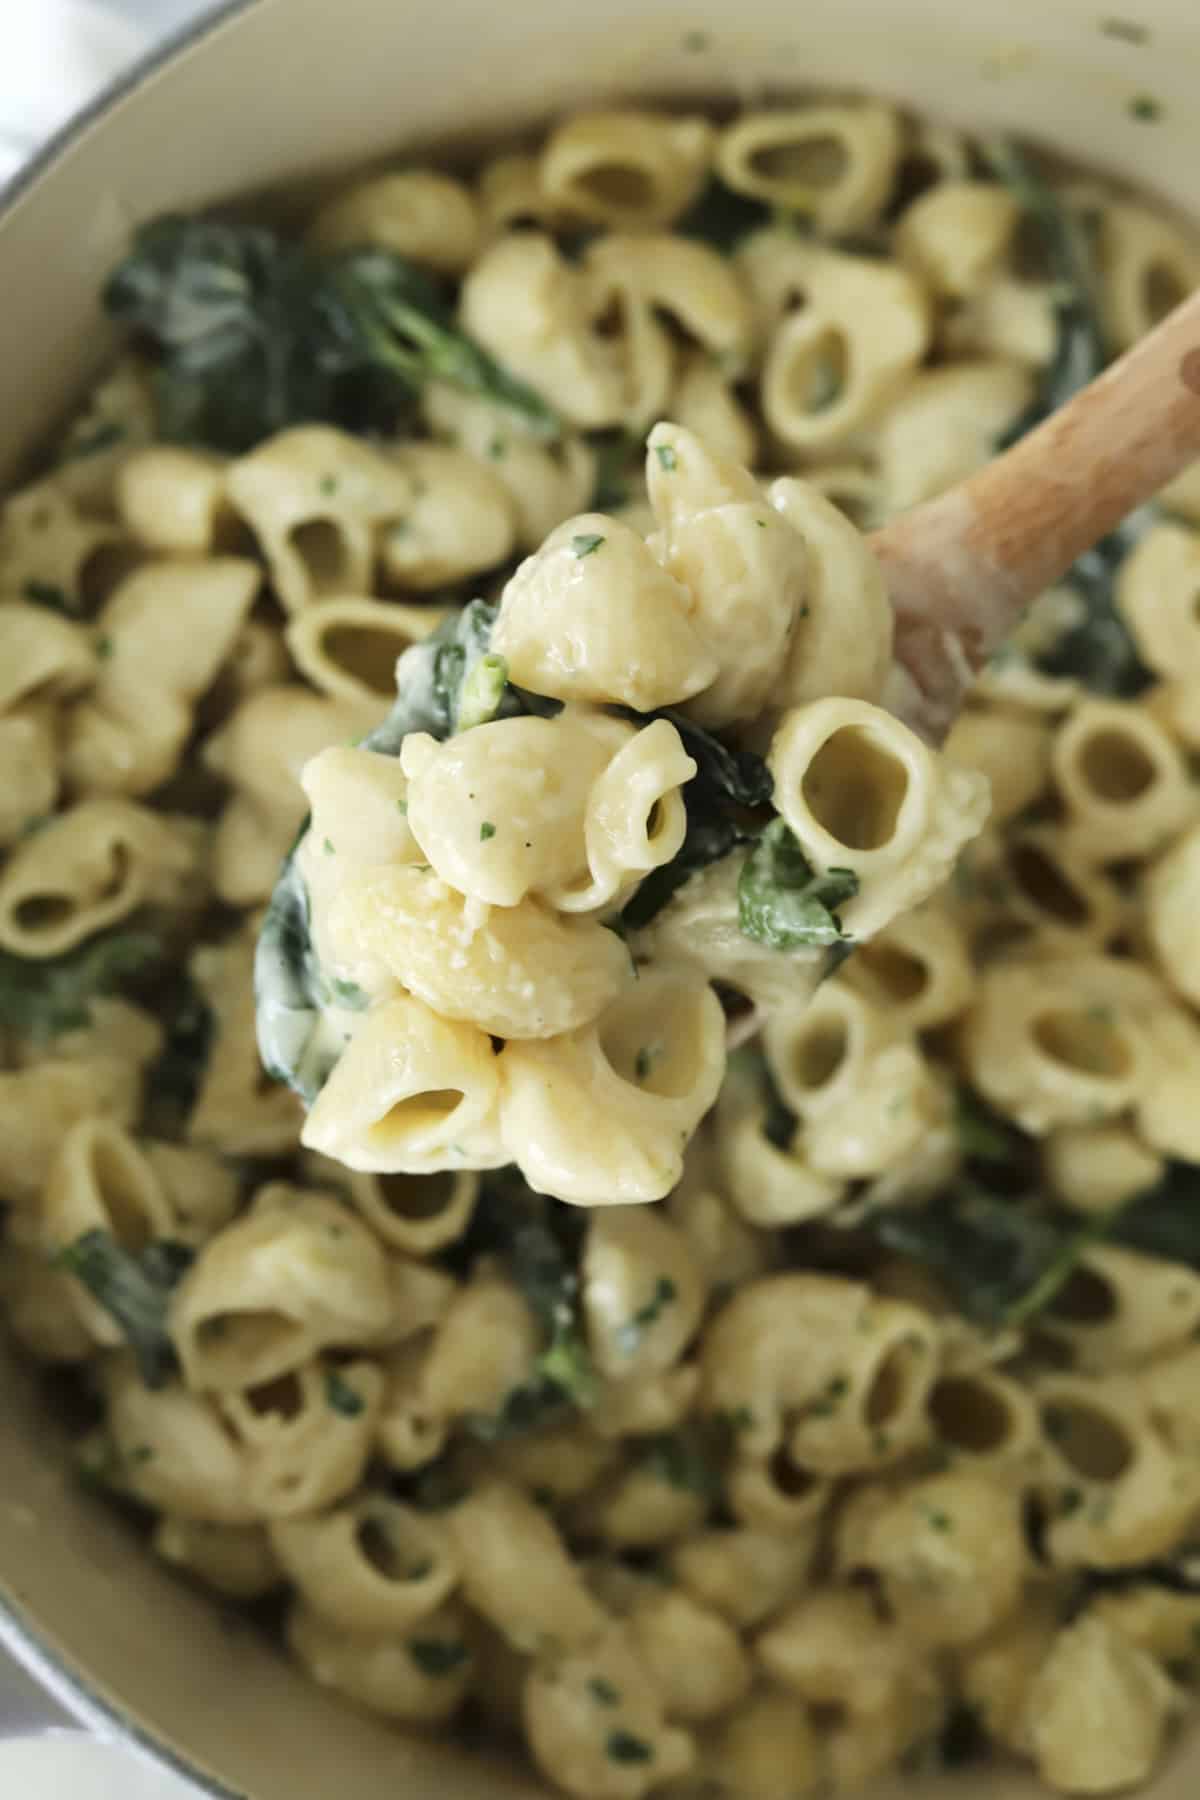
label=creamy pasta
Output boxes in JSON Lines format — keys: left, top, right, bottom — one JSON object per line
{"left": 2, "top": 94, "right": 1200, "bottom": 1800}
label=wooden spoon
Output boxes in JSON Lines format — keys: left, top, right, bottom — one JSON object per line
{"left": 874, "top": 287, "right": 1200, "bottom": 742}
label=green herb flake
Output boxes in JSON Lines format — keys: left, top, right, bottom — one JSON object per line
{"left": 607, "top": 1731, "right": 654, "bottom": 1767}
{"left": 617, "top": 1276, "right": 678, "bottom": 1355}
{"left": 325, "top": 1369, "right": 365, "bottom": 1417}
{"left": 318, "top": 473, "right": 339, "bottom": 496}
{"left": 128, "top": 1445, "right": 155, "bottom": 1466}
{"left": 571, "top": 532, "right": 606, "bottom": 559}
{"left": 737, "top": 819, "right": 858, "bottom": 951}
{"left": 655, "top": 443, "right": 678, "bottom": 471}
{"left": 408, "top": 1638, "right": 470, "bottom": 1677}
{"left": 322, "top": 837, "right": 335, "bottom": 855}
{"left": 589, "top": 1677, "right": 621, "bottom": 1707}
{"left": 488, "top": 436, "right": 507, "bottom": 460}
{"left": 1129, "top": 93, "right": 1162, "bottom": 120}
{"left": 809, "top": 1374, "right": 850, "bottom": 1419}
{"left": 921, "top": 1505, "right": 953, "bottom": 1534}
{"left": 21, "top": 579, "right": 77, "bottom": 616}
{"left": 1100, "top": 16, "right": 1150, "bottom": 44}
{"left": 682, "top": 29, "right": 710, "bottom": 51}
{"left": 96, "top": 634, "right": 114, "bottom": 660}
{"left": 1059, "top": 1486, "right": 1085, "bottom": 1517}
{"left": 330, "top": 977, "right": 369, "bottom": 1010}
{"left": 480, "top": 821, "right": 497, "bottom": 842}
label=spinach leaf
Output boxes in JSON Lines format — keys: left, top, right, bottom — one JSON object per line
{"left": 639, "top": 1429, "right": 724, "bottom": 1502}
{"left": 868, "top": 1160, "right": 1200, "bottom": 1334}
{"left": 980, "top": 138, "right": 1107, "bottom": 442}
{"left": 55, "top": 1230, "right": 193, "bottom": 1388}
{"left": 675, "top": 179, "right": 772, "bottom": 253}
{"left": 587, "top": 428, "right": 642, "bottom": 511}
{"left": 316, "top": 250, "right": 560, "bottom": 440}
{"left": 143, "top": 970, "right": 213, "bottom": 1135}
{"left": 865, "top": 1183, "right": 1101, "bottom": 1330}
{"left": 0, "top": 932, "right": 162, "bottom": 1044}
{"left": 454, "top": 1170, "right": 599, "bottom": 1438}
{"left": 621, "top": 714, "right": 773, "bottom": 930}
{"left": 22, "top": 579, "right": 80, "bottom": 617}
{"left": 954, "top": 1085, "right": 1034, "bottom": 1170}
{"left": 980, "top": 140, "right": 1150, "bottom": 695}
{"left": 104, "top": 217, "right": 559, "bottom": 454}
{"left": 1107, "top": 1163, "right": 1200, "bottom": 1265}
{"left": 737, "top": 819, "right": 858, "bottom": 951}
{"left": 1035, "top": 520, "right": 1152, "bottom": 696}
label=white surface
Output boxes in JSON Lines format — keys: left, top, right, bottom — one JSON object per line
{"left": 0, "top": 0, "right": 149, "bottom": 182}
{"left": 0, "top": 1734, "right": 201, "bottom": 1798}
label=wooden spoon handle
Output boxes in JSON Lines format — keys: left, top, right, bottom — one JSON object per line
{"left": 873, "top": 285, "right": 1200, "bottom": 740}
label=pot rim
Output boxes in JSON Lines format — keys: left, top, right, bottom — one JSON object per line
{"left": 0, "top": 20, "right": 264, "bottom": 1790}
{"left": 0, "top": 0, "right": 253, "bottom": 219}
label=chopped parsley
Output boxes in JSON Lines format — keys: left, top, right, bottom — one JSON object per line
{"left": 1100, "top": 17, "right": 1150, "bottom": 45}
{"left": 571, "top": 532, "right": 606, "bottom": 558}
{"left": 588, "top": 1677, "right": 621, "bottom": 1707}
{"left": 408, "top": 1639, "right": 470, "bottom": 1677}
{"left": 654, "top": 443, "right": 678, "bottom": 471}
{"left": 922, "top": 1505, "right": 953, "bottom": 1534}
{"left": 808, "top": 1374, "right": 849, "bottom": 1419}
{"left": 96, "top": 634, "right": 114, "bottom": 660}
{"left": 318, "top": 473, "right": 339, "bottom": 495}
{"left": 322, "top": 837, "right": 335, "bottom": 855}
{"left": 616, "top": 1276, "right": 678, "bottom": 1355}
{"left": 330, "top": 977, "right": 369, "bottom": 1009}
{"left": 480, "top": 821, "right": 497, "bottom": 841}
{"left": 1129, "top": 93, "right": 1163, "bottom": 120}
{"left": 325, "top": 1369, "right": 365, "bottom": 1417}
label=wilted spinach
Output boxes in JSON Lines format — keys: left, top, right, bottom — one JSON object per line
{"left": 981, "top": 138, "right": 1107, "bottom": 442}
{"left": 866, "top": 1183, "right": 1101, "bottom": 1330}
{"left": 621, "top": 714, "right": 774, "bottom": 929}
{"left": 104, "top": 217, "right": 559, "bottom": 454}
{"left": 981, "top": 139, "right": 1150, "bottom": 695}
{"left": 737, "top": 819, "right": 858, "bottom": 951}
{"left": 865, "top": 1153, "right": 1200, "bottom": 1332}
{"left": 675, "top": 179, "right": 773, "bottom": 253}
{"left": 0, "top": 932, "right": 162, "bottom": 1044}
{"left": 55, "top": 1230, "right": 194, "bottom": 1388}
{"left": 451, "top": 1171, "right": 599, "bottom": 1438}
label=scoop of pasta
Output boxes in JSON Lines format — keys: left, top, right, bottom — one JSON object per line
{"left": 255, "top": 424, "right": 989, "bottom": 1204}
